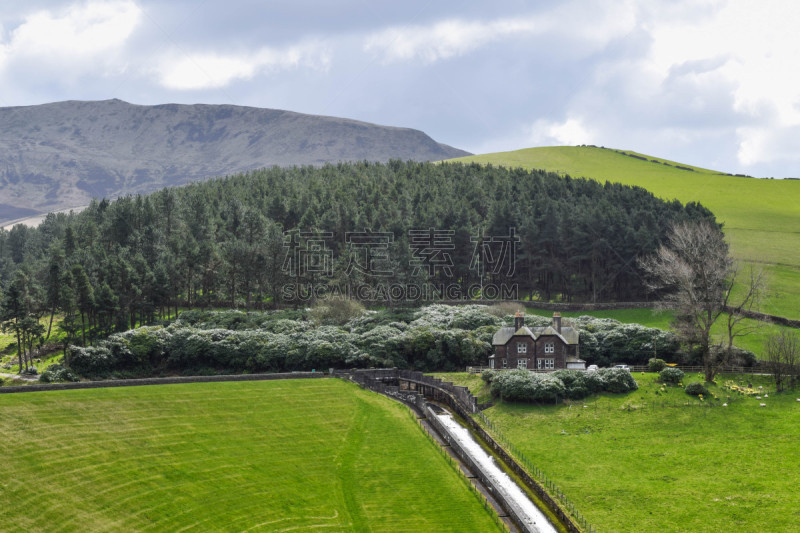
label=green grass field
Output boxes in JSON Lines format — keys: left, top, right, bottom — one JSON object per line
{"left": 441, "top": 371, "right": 800, "bottom": 532}
{"left": 522, "top": 306, "right": 795, "bottom": 357}
{"left": 0, "top": 379, "right": 502, "bottom": 532}
{"left": 449, "top": 146, "right": 800, "bottom": 320}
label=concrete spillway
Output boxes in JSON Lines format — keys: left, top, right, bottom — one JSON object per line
{"left": 434, "top": 412, "right": 558, "bottom": 533}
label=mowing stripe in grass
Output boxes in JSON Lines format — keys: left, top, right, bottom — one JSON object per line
{"left": 0, "top": 379, "right": 503, "bottom": 532}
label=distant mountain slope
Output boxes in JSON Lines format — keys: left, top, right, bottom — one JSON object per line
{"left": 449, "top": 145, "right": 800, "bottom": 321}
{"left": 0, "top": 99, "right": 469, "bottom": 224}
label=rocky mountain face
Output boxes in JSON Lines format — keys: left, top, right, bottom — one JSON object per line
{"left": 0, "top": 99, "right": 469, "bottom": 224}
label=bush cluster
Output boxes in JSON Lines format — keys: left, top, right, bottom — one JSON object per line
{"left": 648, "top": 358, "right": 667, "bottom": 372}
{"left": 659, "top": 367, "right": 685, "bottom": 384}
{"left": 62, "top": 304, "right": 706, "bottom": 380}
{"left": 67, "top": 305, "right": 498, "bottom": 377}
{"left": 309, "top": 297, "right": 366, "bottom": 325}
{"left": 573, "top": 317, "right": 680, "bottom": 367}
{"left": 38, "top": 364, "right": 79, "bottom": 383}
{"left": 684, "top": 382, "right": 709, "bottom": 397}
{"left": 486, "top": 367, "right": 637, "bottom": 403}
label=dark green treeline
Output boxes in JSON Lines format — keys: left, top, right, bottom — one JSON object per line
{"left": 0, "top": 160, "right": 715, "bottom": 358}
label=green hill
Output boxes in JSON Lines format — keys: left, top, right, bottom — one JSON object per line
{"left": 449, "top": 146, "right": 800, "bottom": 320}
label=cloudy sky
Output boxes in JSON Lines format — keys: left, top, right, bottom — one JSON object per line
{"left": 1, "top": 0, "right": 799, "bottom": 177}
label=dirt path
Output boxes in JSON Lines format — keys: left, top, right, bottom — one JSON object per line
{"left": 0, "top": 372, "right": 40, "bottom": 382}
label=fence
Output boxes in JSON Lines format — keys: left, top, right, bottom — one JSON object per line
{"left": 350, "top": 368, "right": 489, "bottom": 413}
{"left": 470, "top": 364, "right": 769, "bottom": 375}
{"left": 0, "top": 371, "right": 330, "bottom": 394}
{"left": 438, "top": 300, "right": 654, "bottom": 311}
{"left": 474, "top": 412, "right": 596, "bottom": 533}
{"left": 349, "top": 368, "right": 594, "bottom": 533}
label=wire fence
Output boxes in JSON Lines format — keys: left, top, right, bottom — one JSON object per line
{"left": 469, "top": 364, "right": 772, "bottom": 375}
{"left": 413, "top": 411, "right": 510, "bottom": 533}
{"left": 477, "top": 411, "right": 597, "bottom": 533}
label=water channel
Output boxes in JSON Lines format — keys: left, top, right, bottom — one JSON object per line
{"left": 434, "top": 411, "right": 559, "bottom": 533}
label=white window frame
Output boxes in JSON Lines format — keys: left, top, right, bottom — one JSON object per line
{"left": 517, "top": 358, "right": 528, "bottom": 370}
{"left": 490, "top": 358, "right": 495, "bottom": 369}
{"left": 544, "top": 342, "right": 555, "bottom": 354}
{"left": 537, "top": 358, "right": 555, "bottom": 370}
{"left": 517, "top": 342, "right": 527, "bottom": 354}
{"left": 502, "top": 358, "right": 508, "bottom": 369}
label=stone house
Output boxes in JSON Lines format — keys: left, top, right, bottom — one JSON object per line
{"left": 489, "top": 312, "right": 584, "bottom": 371}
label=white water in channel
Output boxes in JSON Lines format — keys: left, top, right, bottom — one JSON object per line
{"left": 435, "top": 412, "right": 558, "bottom": 533}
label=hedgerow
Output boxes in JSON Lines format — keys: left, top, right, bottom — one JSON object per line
{"left": 63, "top": 305, "right": 690, "bottom": 379}
{"left": 488, "top": 367, "right": 637, "bottom": 403}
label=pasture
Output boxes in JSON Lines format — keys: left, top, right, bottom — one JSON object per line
{"left": 0, "top": 379, "right": 502, "bottom": 532}
{"left": 442, "top": 371, "right": 800, "bottom": 532}
{"left": 449, "top": 146, "right": 800, "bottom": 320}
{"left": 522, "top": 306, "right": 792, "bottom": 357}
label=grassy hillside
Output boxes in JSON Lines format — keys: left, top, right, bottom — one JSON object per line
{"left": 443, "top": 371, "right": 800, "bottom": 532}
{"left": 0, "top": 379, "right": 502, "bottom": 532}
{"left": 522, "top": 306, "right": 796, "bottom": 357}
{"left": 449, "top": 146, "right": 800, "bottom": 320}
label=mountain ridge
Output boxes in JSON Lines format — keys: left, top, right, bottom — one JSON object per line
{"left": 0, "top": 99, "right": 469, "bottom": 224}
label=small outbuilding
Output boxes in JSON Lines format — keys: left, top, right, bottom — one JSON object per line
{"left": 489, "top": 312, "right": 584, "bottom": 371}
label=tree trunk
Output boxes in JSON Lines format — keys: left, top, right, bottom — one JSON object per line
{"left": 16, "top": 325, "right": 23, "bottom": 373}
{"left": 45, "top": 304, "right": 56, "bottom": 342}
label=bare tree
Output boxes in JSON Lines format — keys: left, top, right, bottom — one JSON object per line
{"left": 638, "top": 220, "right": 763, "bottom": 382}
{"left": 765, "top": 330, "right": 800, "bottom": 392}
{"left": 722, "top": 263, "right": 766, "bottom": 363}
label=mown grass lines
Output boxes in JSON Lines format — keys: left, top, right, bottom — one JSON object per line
{"left": 0, "top": 379, "right": 502, "bottom": 532}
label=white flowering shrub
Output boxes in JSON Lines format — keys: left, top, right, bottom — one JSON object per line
{"left": 409, "top": 304, "right": 500, "bottom": 330}
{"left": 571, "top": 316, "right": 680, "bottom": 366}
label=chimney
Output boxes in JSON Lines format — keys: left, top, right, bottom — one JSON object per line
{"left": 514, "top": 311, "right": 525, "bottom": 331}
{"left": 553, "top": 312, "right": 562, "bottom": 333}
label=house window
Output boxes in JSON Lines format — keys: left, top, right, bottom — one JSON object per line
{"left": 517, "top": 342, "right": 527, "bottom": 354}
{"left": 544, "top": 342, "right": 554, "bottom": 354}
{"left": 490, "top": 359, "right": 494, "bottom": 369}
{"left": 537, "top": 358, "right": 555, "bottom": 370}
{"left": 517, "top": 358, "right": 528, "bottom": 370}
{"left": 502, "top": 359, "right": 508, "bottom": 369}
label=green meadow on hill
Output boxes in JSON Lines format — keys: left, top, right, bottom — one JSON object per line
{"left": 449, "top": 146, "right": 800, "bottom": 320}
{"left": 0, "top": 379, "right": 502, "bottom": 532}
{"left": 441, "top": 371, "right": 800, "bottom": 533}
{"left": 521, "top": 306, "right": 793, "bottom": 357}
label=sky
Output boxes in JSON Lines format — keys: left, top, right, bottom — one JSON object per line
{"left": 1, "top": 0, "right": 799, "bottom": 177}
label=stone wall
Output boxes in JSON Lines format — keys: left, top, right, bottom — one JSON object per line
{"left": 0, "top": 371, "right": 329, "bottom": 394}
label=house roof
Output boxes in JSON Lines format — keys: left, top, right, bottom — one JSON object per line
{"left": 492, "top": 325, "right": 579, "bottom": 346}
{"left": 492, "top": 326, "right": 516, "bottom": 346}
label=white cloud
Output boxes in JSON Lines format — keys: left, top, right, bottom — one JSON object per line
{"left": 530, "top": 117, "right": 595, "bottom": 146}
{"left": 363, "top": 16, "right": 541, "bottom": 64}
{"left": 639, "top": 0, "right": 800, "bottom": 167}
{"left": 156, "top": 42, "right": 331, "bottom": 90}
{"left": 363, "top": 2, "right": 638, "bottom": 65}
{"left": 0, "top": 1, "right": 141, "bottom": 65}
